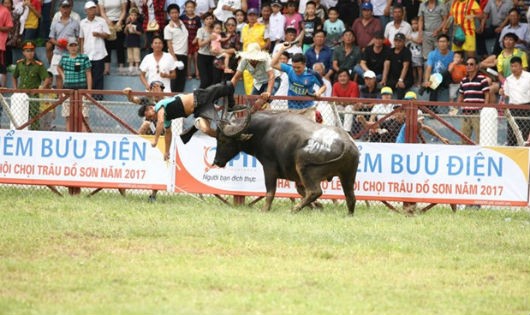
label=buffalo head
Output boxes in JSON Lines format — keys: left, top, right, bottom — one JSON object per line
{"left": 213, "top": 107, "right": 252, "bottom": 167}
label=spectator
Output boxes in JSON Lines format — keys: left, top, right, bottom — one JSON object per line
{"left": 479, "top": 0, "right": 512, "bottom": 57}
{"left": 4, "top": 0, "right": 19, "bottom": 71}
{"left": 142, "top": 0, "right": 166, "bottom": 51}
{"left": 301, "top": 1, "right": 323, "bottom": 52}
{"left": 180, "top": 0, "right": 201, "bottom": 80}
{"left": 497, "top": 9, "right": 530, "bottom": 54}
{"left": 124, "top": 7, "right": 142, "bottom": 75}
{"left": 361, "top": 86, "right": 400, "bottom": 142}
{"left": 230, "top": 42, "right": 275, "bottom": 98}
{"left": 0, "top": 0, "right": 13, "bottom": 88}
{"left": 335, "top": 0, "right": 357, "bottom": 28}
{"left": 313, "top": 62, "right": 331, "bottom": 96}
{"left": 195, "top": 0, "right": 215, "bottom": 18}
{"left": 369, "top": 86, "right": 395, "bottom": 121}
{"left": 422, "top": 34, "right": 454, "bottom": 105}
{"left": 445, "top": 0, "right": 483, "bottom": 57}
{"left": 164, "top": 0, "right": 186, "bottom": 16}
{"left": 407, "top": 17, "right": 423, "bottom": 87}
{"left": 234, "top": 9, "right": 246, "bottom": 35}
{"left": 272, "top": 27, "right": 302, "bottom": 56}
{"left": 268, "top": 1, "right": 285, "bottom": 53}
{"left": 57, "top": 37, "right": 92, "bottom": 131}
{"left": 359, "top": 70, "right": 380, "bottom": 99}
{"left": 500, "top": 56, "right": 530, "bottom": 146}
{"left": 382, "top": 32, "right": 413, "bottom": 99}
{"left": 357, "top": 31, "right": 389, "bottom": 83}
{"left": 384, "top": 5, "right": 412, "bottom": 48}
{"left": 352, "top": 2, "right": 382, "bottom": 50}
{"left": 457, "top": 56, "right": 490, "bottom": 144}
{"left": 22, "top": 0, "right": 41, "bottom": 40}
{"left": 418, "top": 0, "right": 448, "bottom": 62}
{"left": 332, "top": 29, "right": 361, "bottom": 82}
{"left": 271, "top": 47, "right": 326, "bottom": 121}
{"left": 12, "top": 40, "right": 50, "bottom": 130}
{"left": 80, "top": 1, "right": 110, "bottom": 100}
{"left": 48, "top": 0, "right": 79, "bottom": 89}
{"left": 497, "top": 32, "right": 528, "bottom": 83}
{"left": 284, "top": 1, "right": 303, "bottom": 35}
{"left": 258, "top": 4, "right": 272, "bottom": 51}
{"left": 139, "top": 36, "right": 176, "bottom": 92}
{"left": 196, "top": 12, "right": 214, "bottom": 88}
{"left": 209, "top": 20, "right": 236, "bottom": 78}
{"left": 332, "top": 68, "right": 359, "bottom": 131}
{"left": 448, "top": 50, "right": 466, "bottom": 105}
{"left": 332, "top": 68, "right": 359, "bottom": 97}
{"left": 241, "top": 8, "right": 268, "bottom": 94}
{"left": 219, "top": 17, "right": 241, "bottom": 76}
{"left": 164, "top": 3, "right": 188, "bottom": 92}
{"left": 323, "top": 7, "right": 345, "bottom": 49}
{"left": 396, "top": 91, "right": 449, "bottom": 144}
{"left": 213, "top": 0, "right": 242, "bottom": 22}
{"left": 39, "top": 0, "right": 51, "bottom": 40}
{"left": 304, "top": 30, "right": 332, "bottom": 78}
{"left": 99, "top": 0, "right": 127, "bottom": 75}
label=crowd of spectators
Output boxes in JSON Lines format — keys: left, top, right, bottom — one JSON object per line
{"left": 0, "top": 0, "right": 529, "bottom": 144}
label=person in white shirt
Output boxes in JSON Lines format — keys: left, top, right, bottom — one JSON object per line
{"left": 268, "top": 1, "right": 285, "bottom": 53}
{"left": 164, "top": 3, "right": 188, "bottom": 92}
{"left": 213, "top": 0, "right": 241, "bottom": 22}
{"left": 139, "top": 36, "right": 176, "bottom": 92}
{"left": 79, "top": 1, "right": 110, "bottom": 98}
{"left": 500, "top": 56, "right": 530, "bottom": 146}
{"left": 384, "top": 5, "right": 412, "bottom": 48}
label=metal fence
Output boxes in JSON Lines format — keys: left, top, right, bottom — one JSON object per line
{"left": 1, "top": 88, "right": 529, "bottom": 201}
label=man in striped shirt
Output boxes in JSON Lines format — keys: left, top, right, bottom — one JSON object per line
{"left": 457, "top": 56, "right": 490, "bottom": 144}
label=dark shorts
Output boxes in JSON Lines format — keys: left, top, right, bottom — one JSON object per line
{"left": 163, "top": 95, "right": 186, "bottom": 121}
{"left": 193, "top": 83, "right": 235, "bottom": 120}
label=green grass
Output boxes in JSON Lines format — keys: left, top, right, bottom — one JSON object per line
{"left": 0, "top": 189, "right": 529, "bottom": 315}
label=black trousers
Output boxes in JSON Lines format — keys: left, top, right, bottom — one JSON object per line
{"left": 104, "top": 24, "right": 126, "bottom": 65}
{"left": 171, "top": 54, "right": 188, "bottom": 93}
{"left": 91, "top": 58, "right": 105, "bottom": 100}
{"left": 197, "top": 53, "right": 215, "bottom": 88}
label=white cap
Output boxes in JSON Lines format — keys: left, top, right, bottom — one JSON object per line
{"left": 363, "top": 70, "right": 376, "bottom": 79}
{"left": 84, "top": 1, "right": 97, "bottom": 9}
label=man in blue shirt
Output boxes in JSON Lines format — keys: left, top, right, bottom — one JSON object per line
{"left": 271, "top": 43, "right": 326, "bottom": 120}
{"left": 421, "top": 34, "right": 454, "bottom": 109}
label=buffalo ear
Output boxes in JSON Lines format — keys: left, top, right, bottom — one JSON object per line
{"left": 239, "top": 133, "right": 253, "bottom": 141}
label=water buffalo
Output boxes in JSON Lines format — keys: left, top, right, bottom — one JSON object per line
{"left": 213, "top": 111, "right": 360, "bottom": 215}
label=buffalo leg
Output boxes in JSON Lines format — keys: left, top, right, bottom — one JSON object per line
{"left": 292, "top": 167, "right": 323, "bottom": 212}
{"left": 339, "top": 173, "right": 356, "bottom": 215}
{"left": 262, "top": 174, "right": 278, "bottom": 211}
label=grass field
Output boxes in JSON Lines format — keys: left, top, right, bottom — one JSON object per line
{"left": 0, "top": 189, "right": 529, "bottom": 315}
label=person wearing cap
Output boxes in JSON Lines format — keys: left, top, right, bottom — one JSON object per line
{"left": 457, "top": 56, "right": 490, "bottom": 144}
{"left": 359, "top": 70, "right": 380, "bottom": 98}
{"left": 383, "top": 5, "right": 411, "bottom": 49}
{"left": 381, "top": 32, "right": 413, "bottom": 99}
{"left": 57, "top": 37, "right": 92, "bottom": 131}
{"left": 12, "top": 40, "right": 50, "bottom": 130}
{"left": 271, "top": 44, "right": 326, "bottom": 120}
{"left": 269, "top": 1, "right": 285, "bottom": 53}
{"left": 497, "top": 32, "right": 528, "bottom": 83}
{"left": 369, "top": 86, "right": 396, "bottom": 121}
{"left": 395, "top": 91, "right": 449, "bottom": 144}
{"left": 230, "top": 42, "right": 275, "bottom": 99}
{"left": 48, "top": 0, "right": 79, "bottom": 89}
{"left": 137, "top": 81, "right": 236, "bottom": 159}
{"left": 79, "top": 1, "right": 110, "bottom": 99}
{"left": 351, "top": 2, "right": 382, "bottom": 50}
{"left": 358, "top": 86, "right": 400, "bottom": 142}
{"left": 357, "top": 31, "right": 389, "bottom": 83}
{"left": 241, "top": 7, "right": 268, "bottom": 94}
{"left": 213, "top": 0, "right": 242, "bottom": 22}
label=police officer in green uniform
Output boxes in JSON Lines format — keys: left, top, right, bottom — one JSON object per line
{"left": 12, "top": 40, "right": 50, "bottom": 130}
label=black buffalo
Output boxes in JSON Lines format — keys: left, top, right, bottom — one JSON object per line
{"left": 213, "top": 111, "right": 360, "bottom": 214}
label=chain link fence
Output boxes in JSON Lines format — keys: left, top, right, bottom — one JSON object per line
{"left": 1, "top": 89, "right": 529, "bottom": 206}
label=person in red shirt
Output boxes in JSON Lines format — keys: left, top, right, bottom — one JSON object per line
{"left": 332, "top": 68, "right": 359, "bottom": 97}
